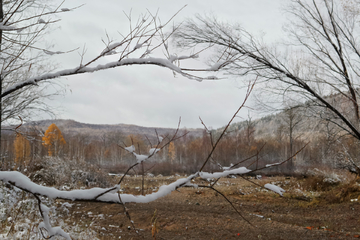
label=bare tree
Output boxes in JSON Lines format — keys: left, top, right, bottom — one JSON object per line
{"left": 174, "top": 0, "right": 360, "bottom": 143}
{"left": 282, "top": 106, "right": 303, "bottom": 171}
{"left": 244, "top": 112, "right": 255, "bottom": 147}
{"left": 0, "top": 0, "right": 68, "bottom": 127}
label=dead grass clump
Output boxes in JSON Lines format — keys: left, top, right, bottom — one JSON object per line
{"left": 320, "top": 180, "right": 360, "bottom": 204}
{"left": 299, "top": 167, "right": 355, "bottom": 192}
{"left": 302, "top": 175, "right": 339, "bottom": 192}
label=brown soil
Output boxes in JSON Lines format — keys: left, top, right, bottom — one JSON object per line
{"left": 59, "top": 177, "right": 360, "bottom": 240}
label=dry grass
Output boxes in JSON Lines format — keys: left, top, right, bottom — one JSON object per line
{"left": 319, "top": 180, "right": 360, "bottom": 204}
{"left": 58, "top": 174, "right": 360, "bottom": 239}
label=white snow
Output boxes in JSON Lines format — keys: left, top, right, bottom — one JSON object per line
{"left": 264, "top": 183, "right": 285, "bottom": 196}
{"left": 250, "top": 213, "right": 265, "bottom": 218}
{"left": 124, "top": 145, "right": 135, "bottom": 153}
{"left": 208, "top": 61, "right": 226, "bottom": 71}
{"left": 2, "top": 56, "right": 198, "bottom": 97}
{"left": 100, "top": 42, "right": 122, "bottom": 56}
{"left": 183, "top": 182, "right": 198, "bottom": 188}
{"left": 134, "top": 153, "right": 149, "bottom": 163}
{"left": 149, "top": 148, "right": 160, "bottom": 155}
{"left": 38, "top": 204, "right": 71, "bottom": 240}
{"left": 265, "top": 162, "right": 281, "bottom": 167}
{"left": 199, "top": 167, "right": 251, "bottom": 179}
{"left": 61, "top": 202, "right": 73, "bottom": 208}
{"left": 222, "top": 163, "right": 234, "bottom": 170}
{"left": 0, "top": 171, "right": 195, "bottom": 204}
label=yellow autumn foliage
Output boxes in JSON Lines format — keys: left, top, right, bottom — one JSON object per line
{"left": 168, "top": 141, "right": 176, "bottom": 163}
{"left": 14, "top": 133, "right": 31, "bottom": 169}
{"left": 42, "top": 123, "right": 66, "bottom": 156}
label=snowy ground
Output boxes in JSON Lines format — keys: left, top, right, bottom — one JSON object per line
{"left": 0, "top": 184, "right": 100, "bottom": 239}
{"left": 1, "top": 174, "right": 360, "bottom": 239}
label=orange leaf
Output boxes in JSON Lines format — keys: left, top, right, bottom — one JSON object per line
{"left": 354, "top": 235, "right": 360, "bottom": 238}
{"left": 305, "top": 226, "right": 313, "bottom": 230}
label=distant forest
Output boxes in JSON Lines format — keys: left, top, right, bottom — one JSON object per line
{"left": 2, "top": 115, "right": 359, "bottom": 176}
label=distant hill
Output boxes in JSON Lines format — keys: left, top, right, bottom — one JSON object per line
{"left": 11, "top": 89, "right": 353, "bottom": 142}
{"left": 22, "top": 119, "right": 204, "bottom": 139}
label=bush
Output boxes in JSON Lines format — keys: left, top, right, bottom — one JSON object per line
{"left": 27, "top": 157, "right": 114, "bottom": 188}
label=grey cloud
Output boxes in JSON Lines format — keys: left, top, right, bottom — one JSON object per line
{"left": 39, "top": 0, "right": 285, "bottom": 128}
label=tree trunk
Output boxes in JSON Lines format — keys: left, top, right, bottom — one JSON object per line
{"left": 0, "top": 0, "right": 4, "bottom": 168}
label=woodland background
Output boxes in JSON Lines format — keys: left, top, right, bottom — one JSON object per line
{"left": 4, "top": 96, "right": 358, "bottom": 179}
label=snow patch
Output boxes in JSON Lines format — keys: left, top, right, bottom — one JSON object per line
{"left": 199, "top": 167, "right": 251, "bottom": 179}
{"left": 264, "top": 183, "right": 285, "bottom": 196}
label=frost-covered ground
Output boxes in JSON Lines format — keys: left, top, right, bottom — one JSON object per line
{"left": 0, "top": 183, "right": 100, "bottom": 239}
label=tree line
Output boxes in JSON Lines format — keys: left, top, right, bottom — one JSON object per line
{"left": 3, "top": 115, "right": 359, "bottom": 176}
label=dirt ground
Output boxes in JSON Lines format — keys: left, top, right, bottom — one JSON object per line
{"left": 59, "top": 176, "right": 360, "bottom": 240}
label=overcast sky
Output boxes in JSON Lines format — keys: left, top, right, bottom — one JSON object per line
{"left": 41, "top": 0, "right": 287, "bottom": 129}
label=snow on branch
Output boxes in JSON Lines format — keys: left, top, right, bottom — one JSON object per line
{"left": 118, "top": 118, "right": 186, "bottom": 166}
{"left": 124, "top": 145, "right": 136, "bottom": 153}
{"left": 2, "top": 6, "right": 233, "bottom": 100}
{"left": 100, "top": 42, "right": 123, "bottom": 56}
{"left": 0, "top": 171, "right": 195, "bottom": 204}
{"left": 207, "top": 61, "right": 229, "bottom": 71}
{"left": 265, "top": 162, "right": 282, "bottom": 168}
{"left": 199, "top": 167, "right": 251, "bottom": 179}
{"left": 2, "top": 56, "right": 200, "bottom": 98}
{"left": 43, "top": 50, "right": 65, "bottom": 55}
{"left": 38, "top": 204, "right": 71, "bottom": 240}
